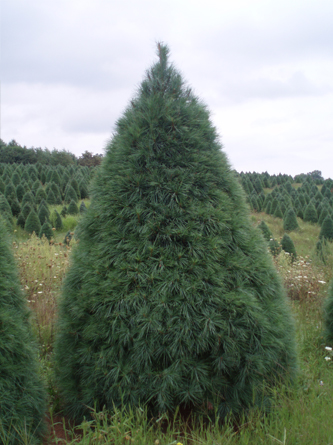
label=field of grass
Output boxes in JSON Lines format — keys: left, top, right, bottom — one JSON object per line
{"left": 8, "top": 207, "right": 333, "bottom": 444}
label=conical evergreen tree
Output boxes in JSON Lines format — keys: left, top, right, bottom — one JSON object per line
{"left": 281, "top": 233, "right": 297, "bottom": 260}
{"left": 54, "top": 44, "right": 297, "bottom": 421}
{"left": 258, "top": 220, "right": 272, "bottom": 241}
{"left": 283, "top": 208, "right": 299, "bottom": 232}
{"left": 38, "top": 203, "right": 50, "bottom": 225}
{"left": 39, "top": 220, "right": 54, "bottom": 241}
{"left": 79, "top": 200, "right": 87, "bottom": 214}
{"left": 0, "top": 217, "right": 46, "bottom": 443}
{"left": 67, "top": 199, "right": 79, "bottom": 215}
{"left": 319, "top": 216, "right": 333, "bottom": 242}
{"left": 64, "top": 185, "right": 78, "bottom": 204}
{"left": 36, "top": 187, "right": 47, "bottom": 205}
{"left": 273, "top": 203, "right": 283, "bottom": 219}
{"left": 324, "top": 280, "right": 333, "bottom": 343}
{"left": 24, "top": 209, "right": 41, "bottom": 235}
{"left": 303, "top": 202, "right": 318, "bottom": 223}
{"left": 52, "top": 209, "right": 63, "bottom": 230}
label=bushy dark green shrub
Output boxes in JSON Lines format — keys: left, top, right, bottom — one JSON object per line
{"left": 281, "top": 233, "right": 297, "bottom": 259}
{"left": 54, "top": 44, "right": 297, "bottom": 422}
{"left": 0, "top": 217, "right": 46, "bottom": 443}
{"left": 283, "top": 208, "right": 299, "bottom": 232}
{"left": 319, "top": 216, "right": 333, "bottom": 242}
{"left": 16, "top": 212, "right": 26, "bottom": 229}
{"left": 24, "top": 209, "right": 41, "bottom": 235}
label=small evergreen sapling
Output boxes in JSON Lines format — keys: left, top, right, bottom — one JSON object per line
{"left": 0, "top": 217, "right": 46, "bottom": 443}
{"left": 281, "top": 233, "right": 297, "bottom": 260}
{"left": 55, "top": 44, "right": 297, "bottom": 421}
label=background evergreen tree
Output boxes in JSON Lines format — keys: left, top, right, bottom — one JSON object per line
{"left": 67, "top": 199, "right": 79, "bottom": 215}
{"left": 64, "top": 185, "right": 78, "bottom": 204}
{"left": 324, "top": 280, "right": 333, "bottom": 343}
{"left": 281, "top": 233, "right": 297, "bottom": 259}
{"left": 0, "top": 217, "right": 46, "bottom": 443}
{"left": 54, "top": 44, "right": 297, "bottom": 421}
{"left": 38, "top": 203, "right": 50, "bottom": 225}
{"left": 39, "top": 220, "right": 53, "bottom": 241}
{"left": 52, "top": 209, "right": 63, "bottom": 230}
{"left": 319, "top": 216, "right": 333, "bottom": 242}
{"left": 303, "top": 202, "right": 318, "bottom": 223}
{"left": 24, "top": 209, "right": 41, "bottom": 235}
{"left": 36, "top": 187, "right": 47, "bottom": 205}
{"left": 258, "top": 220, "right": 272, "bottom": 241}
{"left": 60, "top": 205, "right": 68, "bottom": 218}
{"left": 79, "top": 200, "right": 87, "bottom": 214}
{"left": 283, "top": 208, "right": 299, "bottom": 232}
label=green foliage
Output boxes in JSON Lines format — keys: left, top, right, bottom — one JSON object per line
{"left": 281, "top": 233, "right": 297, "bottom": 259}
{"left": 258, "top": 220, "right": 272, "bottom": 241}
{"left": 39, "top": 220, "right": 54, "bottom": 241}
{"left": 303, "top": 202, "right": 318, "bottom": 223}
{"left": 36, "top": 186, "right": 47, "bottom": 205}
{"left": 79, "top": 200, "right": 87, "bottom": 214}
{"left": 9, "top": 198, "right": 21, "bottom": 218}
{"left": 60, "top": 205, "right": 68, "bottom": 218}
{"left": 319, "top": 216, "right": 333, "bottom": 242}
{"left": 46, "top": 188, "right": 56, "bottom": 205}
{"left": 38, "top": 203, "right": 50, "bottom": 225}
{"left": 51, "top": 209, "right": 63, "bottom": 230}
{"left": 64, "top": 185, "right": 78, "bottom": 204}
{"left": 0, "top": 218, "right": 46, "bottom": 443}
{"left": 24, "top": 209, "right": 41, "bottom": 235}
{"left": 269, "top": 238, "right": 281, "bottom": 256}
{"left": 22, "top": 191, "right": 35, "bottom": 209}
{"left": 55, "top": 44, "right": 297, "bottom": 422}
{"left": 273, "top": 203, "right": 283, "bottom": 219}
{"left": 324, "top": 280, "right": 333, "bottom": 344}
{"left": 283, "top": 208, "right": 299, "bottom": 232}
{"left": 67, "top": 199, "right": 79, "bottom": 215}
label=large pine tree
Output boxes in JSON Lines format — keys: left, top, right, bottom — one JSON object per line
{"left": 0, "top": 217, "right": 46, "bottom": 443}
{"left": 55, "top": 44, "right": 297, "bottom": 421}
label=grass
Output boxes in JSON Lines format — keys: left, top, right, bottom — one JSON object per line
{"left": 7, "top": 208, "right": 333, "bottom": 444}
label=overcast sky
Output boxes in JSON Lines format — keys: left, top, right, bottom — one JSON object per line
{"left": 1, "top": 0, "right": 332, "bottom": 178}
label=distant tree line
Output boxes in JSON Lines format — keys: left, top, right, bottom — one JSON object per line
{"left": 0, "top": 139, "right": 103, "bottom": 167}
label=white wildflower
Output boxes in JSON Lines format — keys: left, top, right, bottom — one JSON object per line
{"left": 319, "top": 281, "right": 326, "bottom": 284}
{"left": 325, "top": 357, "right": 331, "bottom": 361}
{"left": 325, "top": 346, "right": 332, "bottom": 351}
{"left": 37, "top": 291, "right": 43, "bottom": 294}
